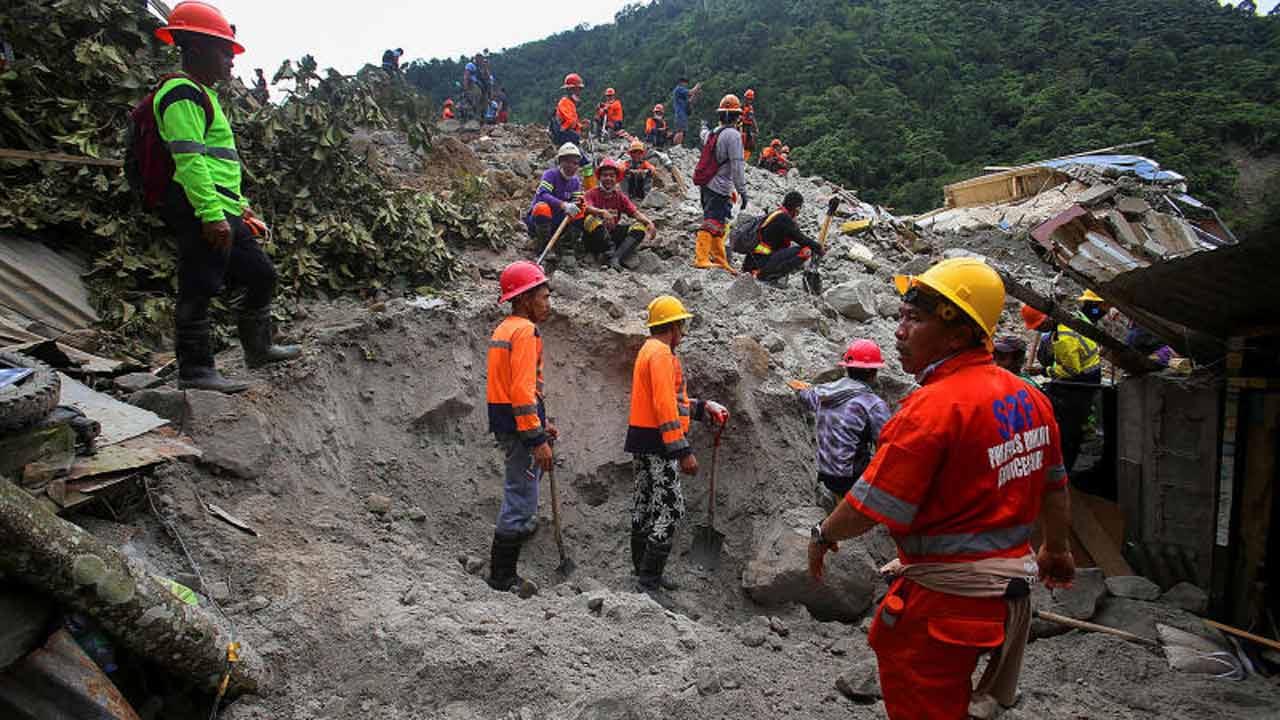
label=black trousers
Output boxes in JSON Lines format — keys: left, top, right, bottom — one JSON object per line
{"left": 744, "top": 245, "right": 808, "bottom": 280}
{"left": 160, "top": 186, "right": 276, "bottom": 313}
{"left": 583, "top": 223, "right": 641, "bottom": 256}
{"left": 1045, "top": 372, "right": 1101, "bottom": 474}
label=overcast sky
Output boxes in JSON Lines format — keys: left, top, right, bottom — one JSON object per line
{"left": 158, "top": 0, "right": 644, "bottom": 86}
{"left": 156, "top": 0, "right": 1279, "bottom": 86}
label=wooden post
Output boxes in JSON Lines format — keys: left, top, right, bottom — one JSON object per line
{"left": 0, "top": 480, "right": 265, "bottom": 697}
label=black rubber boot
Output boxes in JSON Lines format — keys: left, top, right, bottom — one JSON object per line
{"left": 637, "top": 541, "right": 679, "bottom": 593}
{"left": 630, "top": 531, "right": 647, "bottom": 576}
{"left": 486, "top": 533, "right": 538, "bottom": 599}
{"left": 610, "top": 233, "right": 642, "bottom": 271}
{"left": 175, "top": 300, "right": 249, "bottom": 394}
{"left": 237, "top": 307, "right": 301, "bottom": 369}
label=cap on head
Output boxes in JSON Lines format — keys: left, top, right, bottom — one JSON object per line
{"left": 839, "top": 339, "right": 885, "bottom": 369}
{"left": 745, "top": 88, "right": 756, "bottom": 100}
{"left": 993, "top": 335, "right": 1028, "bottom": 354}
{"left": 646, "top": 295, "right": 693, "bottom": 328}
{"left": 498, "top": 261, "right": 548, "bottom": 305}
{"left": 893, "top": 257, "right": 1006, "bottom": 339}
{"left": 605, "top": 87, "right": 616, "bottom": 97}
{"left": 156, "top": 1, "right": 245, "bottom": 54}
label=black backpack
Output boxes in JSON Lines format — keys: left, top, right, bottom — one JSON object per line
{"left": 729, "top": 209, "right": 785, "bottom": 254}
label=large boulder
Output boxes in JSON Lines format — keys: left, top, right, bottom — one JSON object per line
{"left": 184, "top": 390, "right": 272, "bottom": 479}
{"left": 1030, "top": 567, "right": 1107, "bottom": 638}
{"left": 824, "top": 280, "right": 879, "bottom": 321}
{"left": 741, "top": 506, "right": 886, "bottom": 622}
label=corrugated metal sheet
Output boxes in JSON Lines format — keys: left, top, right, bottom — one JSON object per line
{"left": 0, "top": 236, "right": 99, "bottom": 339}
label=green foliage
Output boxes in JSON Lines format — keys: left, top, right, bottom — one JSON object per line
{"left": 408, "top": 0, "right": 1280, "bottom": 216}
{"left": 1, "top": 0, "right": 504, "bottom": 349}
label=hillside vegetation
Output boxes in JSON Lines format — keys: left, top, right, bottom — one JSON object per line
{"left": 409, "top": 0, "right": 1280, "bottom": 224}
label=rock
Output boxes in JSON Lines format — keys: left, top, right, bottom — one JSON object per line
{"left": 1159, "top": 582, "right": 1208, "bottom": 615}
{"left": 769, "top": 616, "right": 790, "bottom": 637}
{"left": 737, "top": 623, "right": 767, "bottom": 648}
{"left": 672, "top": 275, "right": 702, "bottom": 296}
{"left": 184, "top": 390, "right": 272, "bottom": 479}
{"left": 549, "top": 274, "right": 589, "bottom": 301}
{"left": 627, "top": 250, "right": 664, "bottom": 274}
{"left": 403, "top": 506, "right": 428, "bottom": 522}
{"left": 1031, "top": 567, "right": 1107, "bottom": 637}
{"left": 724, "top": 273, "right": 763, "bottom": 305}
{"left": 762, "top": 333, "right": 786, "bottom": 353}
{"left": 942, "top": 248, "right": 988, "bottom": 263}
{"left": 248, "top": 595, "right": 270, "bottom": 612}
{"left": 875, "top": 296, "right": 900, "bottom": 318}
{"left": 113, "top": 371, "right": 163, "bottom": 393}
{"left": 0, "top": 587, "right": 53, "bottom": 671}
{"left": 127, "top": 388, "right": 187, "bottom": 425}
{"left": 508, "top": 158, "right": 533, "bottom": 177}
{"left": 642, "top": 191, "right": 672, "bottom": 209}
{"left": 459, "top": 555, "right": 485, "bottom": 575}
{"left": 899, "top": 256, "right": 933, "bottom": 276}
{"left": 1093, "top": 597, "right": 1209, "bottom": 642}
{"left": 413, "top": 394, "right": 475, "bottom": 434}
{"left": 834, "top": 658, "right": 881, "bottom": 703}
{"left": 696, "top": 670, "right": 722, "bottom": 695}
{"left": 824, "top": 280, "right": 879, "bottom": 321}
{"left": 1105, "top": 575, "right": 1161, "bottom": 601}
{"left": 585, "top": 593, "right": 606, "bottom": 614}
{"left": 741, "top": 507, "right": 884, "bottom": 622}
{"left": 365, "top": 494, "right": 392, "bottom": 515}
{"left": 768, "top": 305, "right": 823, "bottom": 332}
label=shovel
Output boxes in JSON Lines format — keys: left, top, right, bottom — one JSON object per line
{"left": 547, "top": 466, "right": 576, "bottom": 576}
{"left": 690, "top": 424, "right": 725, "bottom": 570}
{"left": 803, "top": 197, "right": 840, "bottom": 296}
{"left": 536, "top": 214, "right": 573, "bottom": 266}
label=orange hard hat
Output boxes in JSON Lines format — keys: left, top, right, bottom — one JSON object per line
{"left": 717, "top": 94, "right": 742, "bottom": 113}
{"left": 838, "top": 339, "right": 885, "bottom": 369}
{"left": 562, "top": 73, "right": 584, "bottom": 90}
{"left": 605, "top": 87, "right": 616, "bottom": 96}
{"left": 155, "top": 1, "right": 245, "bottom": 54}
{"left": 745, "top": 88, "right": 756, "bottom": 100}
{"left": 1021, "top": 304, "right": 1049, "bottom": 330}
{"left": 771, "top": 138, "right": 781, "bottom": 147}
{"left": 444, "top": 98, "right": 454, "bottom": 106}
{"left": 653, "top": 103, "right": 664, "bottom": 113}
{"left": 498, "top": 261, "right": 548, "bottom": 304}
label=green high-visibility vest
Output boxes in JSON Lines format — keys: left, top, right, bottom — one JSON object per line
{"left": 154, "top": 76, "right": 247, "bottom": 223}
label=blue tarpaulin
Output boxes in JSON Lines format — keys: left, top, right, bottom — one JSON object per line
{"left": 0, "top": 368, "right": 33, "bottom": 389}
{"left": 1041, "top": 155, "right": 1185, "bottom": 183}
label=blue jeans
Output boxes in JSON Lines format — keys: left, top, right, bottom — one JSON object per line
{"left": 495, "top": 433, "right": 540, "bottom": 536}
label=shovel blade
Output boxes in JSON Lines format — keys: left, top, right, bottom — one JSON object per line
{"left": 803, "top": 270, "right": 822, "bottom": 295}
{"left": 689, "top": 525, "right": 724, "bottom": 569}
{"left": 557, "top": 554, "right": 576, "bottom": 577}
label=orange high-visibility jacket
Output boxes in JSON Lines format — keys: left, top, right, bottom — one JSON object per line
{"left": 486, "top": 316, "right": 547, "bottom": 447}
{"left": 557, "top": 96, "right": 580, "bottom": 132}
{"left": 625, "top": 337, "right": 705, "bottom": 458}
{"left": 605, "top": 99, "right": 623, "bottom": 124}
{"left": 645, "top": 116, "right": 667, "bottom": 136}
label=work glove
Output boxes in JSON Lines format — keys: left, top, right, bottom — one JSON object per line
{"left": 561, "top": 203, "right": 579, "bottom": 218}
{"left": 704, "top": 400, "right": 729, "bottom": 427}
{"left": 787, "top": 379, "right": 811, "bottom": 392}
{"left": 242, "top": 213, "right": 269, "bottom": 239}
{"left": 739, "top": 191, "right": 749, "bottom": 210}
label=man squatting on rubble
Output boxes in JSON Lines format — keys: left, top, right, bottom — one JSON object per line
{"left": 788, "top": 339, "right": 891, "bottom": 511}
{"left": 808, "top": 258, "right": 1075, "bottom": 719}
{"left": 626, "top": 296, "right": 728, "bottom": 594}
{"left": 151, "top": 2, "right": 300, "bottom": 394}
{"left": 525, "top": 143, "right": 587, "bottom": 262}
{"left": 742, "top": 190, "right": 825, "bottom": 282}
{"left": 485, "top": 261, "right": 558, "bottom": 597}
{"left": 583, "top": 158, "right": 656, "bottom": 271}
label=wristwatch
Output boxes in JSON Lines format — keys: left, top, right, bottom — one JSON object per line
{"left": 811, "top": 522, "right": 835, "bottom": 549}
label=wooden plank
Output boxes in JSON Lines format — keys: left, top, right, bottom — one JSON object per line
{"left": 1070, "top": 486, "right": 1135, "bottom": 577}
{"left": 1204, "top": 620, "right": 1280, "bottom": 653}
{"left": 0, "top": 148, "right": 124, "bottom": 168}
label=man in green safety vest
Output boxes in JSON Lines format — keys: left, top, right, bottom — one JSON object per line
{"left": 152, "top": 2, "right": 299, "bottom": 393}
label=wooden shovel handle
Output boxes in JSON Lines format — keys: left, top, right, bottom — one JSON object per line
{"left": 536, "top": 214, "right": 573, "bottom": 266}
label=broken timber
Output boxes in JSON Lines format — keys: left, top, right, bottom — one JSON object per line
{"left": 0, "top": 148, "right": 125, "bottom": 168}
{"left": 0, "top": 480, "right": 265, "bottom": 697}
{"left": 994, "top": 268, "right": 1161, "bottom": 376}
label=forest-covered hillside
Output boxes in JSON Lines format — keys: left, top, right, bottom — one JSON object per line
{"left": 407, "top": 0, "right": 1280, "bottom": 226}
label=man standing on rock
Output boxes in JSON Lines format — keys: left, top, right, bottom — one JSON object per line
{"left": 582, "top": 158, "right": 655, "bottom": 271}
{"left": 807, "top": 258, "right": 1075, "bottom": 719}
{"left": 151, "top": 2, "right": 300, "bottom": 393}
{"left": 787, "top": 339, "right": 891, "bottom": 511}
{"left": 670, "top": 77, "right": 700, "bottom": 146}
{"left": 692, "top": 94, "right": 747, "bottom": 274}
{"left": 485, "top": 261, "right": 558, "bottom": 598}
{"left": 626, "top": 296, "right": 728, "bottom": 595}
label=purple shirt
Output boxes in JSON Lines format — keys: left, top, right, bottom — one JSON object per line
{"left": 530, "top": 167, "right": 582, "bottom": 217}
{"left": 798, "top": 377, "right": 891, "bottom": 479}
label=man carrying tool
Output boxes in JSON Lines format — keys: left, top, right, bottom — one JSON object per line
{"left": 583, "top": 158, "right": 656, "bottom": 271}
{"left": 524, "top": 143, "right": 586, "bottom": 264}
{"left": 644, "top": 104, "right": 670, "bottom": 148}
{"left": 1021, "top": 303, "right": 1100, "bottom": 474}
{"left": 149, "top": 2, "right": 300, "bottom": 393}
{"left": 741, "top": 89, "right": 758, "bottom": 161}
{"left": 788, "top": 339, "right": 891, "bottom": 511}
{"left": 622, "top": 139, "right": 656, "bottom": 201}
{"left": 741, "top": 191, "right": 823, "bottom": 283}
{"left": 692, "top": 94, "right": 747, "bottom": 274}
{"left": 601, "top": 87, "right": 624, "bottom": 138}
{"left": 485, "top": 261, "right": 557, "bottom": 599}
{"left": 626, "top": 296, "right": 728, "bottom": 595}
{"left": 807, "top": 258, "right": 1075, "bottom": 720}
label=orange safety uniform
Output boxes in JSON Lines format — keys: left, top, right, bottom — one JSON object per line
{"left": 605, "top": 98, "right": 624, "bottom": 124}
{"left": 848, "top": 349, "right": 1066, "bottom": 719}
{"left": 556, "top": 96, "right": 581, "bottom": 133}
{"left": 441, "top": 106, "right": 455, "bottom": 120}
{"left": 486, "top": 316, "right": 547, "bottom": 447}
{"left": 625, "top": 338, "right": 705, "bottom": 458}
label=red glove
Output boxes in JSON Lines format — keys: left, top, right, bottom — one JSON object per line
{"left": 704, "top": 400, "right": 728, "bottom": 426}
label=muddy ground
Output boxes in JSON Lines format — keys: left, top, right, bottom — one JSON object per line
{"left": 65, "top": 124, "right": 1280, "bottom": 719}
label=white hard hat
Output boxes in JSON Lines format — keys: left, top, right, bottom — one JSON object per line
{"left": 556, "top": 143, "right": 582, "bottom": 160}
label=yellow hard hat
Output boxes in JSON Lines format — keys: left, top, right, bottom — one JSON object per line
{"left": 646, "top": 295, "right": 694, "bottom": 328}
{"left": 893, "top": 257, "right": 1005, "bottom": 338}
{"left": 1078, "top": 289, "right": 1104, "bottom": 303}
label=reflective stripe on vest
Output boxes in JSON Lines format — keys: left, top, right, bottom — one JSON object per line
{"left": 850, "top": 478, "right": 918, "bottom": 528}
{"left": 897, "top": 523, "right": 1034, "bottom": 558}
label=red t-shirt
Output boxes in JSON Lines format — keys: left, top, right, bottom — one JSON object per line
{"left": 846, "top": 349, "right": 1067, "bottom": 564}
{"left": 584, "top": 187, "right": 639, "bottom": 231}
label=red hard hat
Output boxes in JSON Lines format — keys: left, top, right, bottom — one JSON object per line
{"left": 653, "top": 103, "right": 664, "bottom": 113}
{"left": 155, "top": 1, "right": 245, "bottom": 54}
{"left": 1021, "top": 305, "right": 1049, "bottom": 330}
{"left": 838, "top": 339, "right": 885, "bottom": 369}
{"left": 596, "top": 157, "right": 621, "bottom": 176}
{"left": 745, "top": 88, "right": 756, "bottom": 100}
{"left": 498, "top": 261, "right": 548, "bottom": 304}
{"left": 562, "top": 73, "right": 584, "bottom": 90}
{"left": 605, "top": 87, "right": 616, "bottom": 96}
